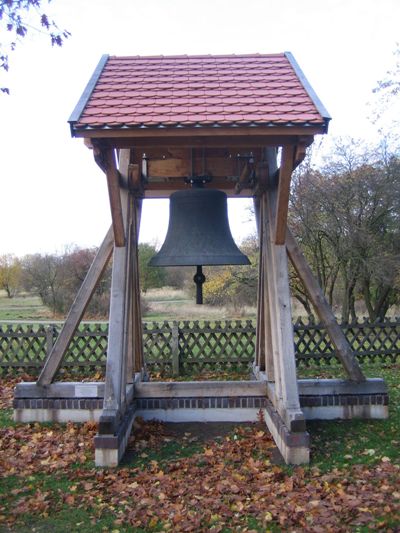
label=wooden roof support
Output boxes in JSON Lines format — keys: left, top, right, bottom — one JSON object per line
{"left": 104, "top": 148, "right": 126, "bottom": 247}
{"left": 235, "top": 161, "right": 254, "bottom": 194}
{"left": 274, "top": 144, "right": 296, "bottom": 245}
{"left": 286, "top": 228, "right": 365, "bottom": 382}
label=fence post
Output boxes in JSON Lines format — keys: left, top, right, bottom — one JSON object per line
{"left": 171, "top": 321, "right": 180, "bottom": 376}
{"left": 45, "top": 325, "right": 55, "bottom": 357}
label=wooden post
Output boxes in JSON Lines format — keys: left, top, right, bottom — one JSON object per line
{"left": 102, "top": 189, "right": 130, "bottom": 426}
{"left": 171, "top": 321, "right": 180, "bottom": 376}
{"left": 126, "top": 196, "right": 144, "bottom": 379}
{"left": 45, "top": 325, "right": 54, "bottom": 357}
{"left": 263, "top": 188, "right": 305, "bottom": 430}
{"left": 286, "top": 229, "right": 365, "bottom": 382}
{"left": 37, "top": 226, "right": 114, "bottom": 386}
{"left": 119, "top": 197, "right": 134, "bottom": 408}
{"left": 259, "top": 195, "right": 274, "bottom": 379}
{"left": 254, "top": 196, "right": 264, "bottom": 370}
{"left": 132, "top": 197, "right": 144, "bottom": 373}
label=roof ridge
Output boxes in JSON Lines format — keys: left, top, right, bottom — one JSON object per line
{"left": 108, "top": 53, "right": 286, "bottom": 60}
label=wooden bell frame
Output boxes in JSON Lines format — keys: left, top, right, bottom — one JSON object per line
{"left": 14, "top": 127, "right": 388, "bottom": 466}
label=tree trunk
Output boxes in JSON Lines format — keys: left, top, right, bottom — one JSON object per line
{"left": 328, "top": 265, "right": 339, "bottom": 307}
{"left": 293, "top": 294, "right": 313, "bottom": 316}
{"left": 362, "top": 277, "right": 375, "bottom": 320}
{"left": 5, "top": 286, "right": 14, "bottom": 298}
{"left": 341, "top": 273, "right": 350, "bottom": 323}
{"left": 375, "top": 286, "right": 392, "bottom": 321}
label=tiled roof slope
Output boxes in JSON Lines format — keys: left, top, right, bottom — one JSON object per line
{"left": 70, "top": 53, "right": 330, "bottom": 132}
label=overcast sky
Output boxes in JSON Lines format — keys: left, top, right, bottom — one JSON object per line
{"left": 0, "top": 0, "right": 398, "bottom": 256}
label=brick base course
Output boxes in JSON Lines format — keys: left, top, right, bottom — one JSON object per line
{"left": 13, "top": 392, "right": 389, "bottom": 412}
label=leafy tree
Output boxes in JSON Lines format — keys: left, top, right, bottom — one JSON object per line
{"left": 58, "top": 246, "right": 111, "bottom": 317}
{"left": 21, "top": 252, "right": 63, "bottom": 315}
{"left": 21, "top": 246, "right": 112, "bottom": 317}
{"left": 164, "top": 266, "right": 193, "bottom": 290}
{"left": 0, "top": 253, "right": 22, "bottom": 297}
{"left": 0, "top": 0, "right": 70, "bottom": 93}
{"left": 139, "top": 243, "right": 166, "bottom": 292}
{"left": 203, "top": 236, "right": 258, "bottom": 311}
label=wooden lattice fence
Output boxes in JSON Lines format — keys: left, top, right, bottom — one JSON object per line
{"left": 0, "top": 317, "right": 399, "bottom": 376}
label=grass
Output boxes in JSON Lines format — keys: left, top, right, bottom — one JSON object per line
{"left": 0, "top": 292, "right": 52, "bottom": 321}
{"left": 0, "top": 289, "right": 257, "bottom": 323}
{"left": 306, "top": 363, "right": 400, "bottom": 471}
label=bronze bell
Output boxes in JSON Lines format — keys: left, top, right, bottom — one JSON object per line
{"left": 149, "top": 188, "right": 250, "bottom": 304}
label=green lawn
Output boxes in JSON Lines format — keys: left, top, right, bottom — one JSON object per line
{"left": 0, "top": 292, "right": 52, "bottom": 321}
{"left": 0, "top": 288, "right": 256, "bottom": 323}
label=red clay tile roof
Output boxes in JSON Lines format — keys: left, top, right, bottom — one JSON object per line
{"left": 69, "top": 53, "right": 330, "bottom": 133}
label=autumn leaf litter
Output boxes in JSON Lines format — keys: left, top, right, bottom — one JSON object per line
{"left": 0, "top": 378, "right": 399, "bottom": 531}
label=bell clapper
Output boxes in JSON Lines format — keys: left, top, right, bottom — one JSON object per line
{"left": 193, "top": 265, "right": 206, "bottom": 305}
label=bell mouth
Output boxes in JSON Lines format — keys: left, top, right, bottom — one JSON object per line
{"left": 150, "top": 254, "right": 250, "bottom": 267}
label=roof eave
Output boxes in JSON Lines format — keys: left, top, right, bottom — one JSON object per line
{"left": 68, "top": 54, "right": 109, "bottom": 137}
{"left": 71, "top": 123, "right": 327, "bottom": 140}
{"left": 284, "top": 51, "right": 331, "bottom": 134}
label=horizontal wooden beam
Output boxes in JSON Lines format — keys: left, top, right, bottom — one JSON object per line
{"left": 80, "top": 134, "right": 318, "bottom": 151}
{"left": 104, "top": 148, "right": 125, "bottom": 247}
{"left": 131, "top": 146, "right": 263, "bottom": 160}
{"left": 140, "top": 178, "right": 254, "bottom": 198}
{"left": 75, "top": 126, "right": 325, "bottom": 140}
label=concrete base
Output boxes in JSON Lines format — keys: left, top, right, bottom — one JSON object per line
{"left": 138, "top": 408, "right": 260, "bottom": 423}
{"left": 301, "top": 404, "right": 388, "bottom": 420}
{"left": 298, "top": 378, "right": 389, "bottom": 420}
{"left": 14, "top": 407, "right": 102, "bottom": 423}
{"left": 12, "top": 376, "right": 390, "bottom": 467}
{"left": 263, "top": 398, "right": 310, "bottom": 465}
{"left": 94, "top": 404, "right": 136, "bottom": 467}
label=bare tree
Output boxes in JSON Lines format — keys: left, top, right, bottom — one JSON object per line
{"left": 290, "top": 139, "right": 400, "bottom": 321}
{"left": 0, "top": 0, "right": 70, "bottom": 93}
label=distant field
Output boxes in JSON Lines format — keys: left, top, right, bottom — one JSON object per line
{"left": 143, "top": 287, "right": 256, "bottom": 321}
{"left": 0, "top": 291, "right": 52, "bottom": 321}
{"left": 0, "top": 288, "right": 257, "bottom": 322}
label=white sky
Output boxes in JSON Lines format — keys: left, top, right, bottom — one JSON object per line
{"left": 0, "top": 0, "right": 398, "bottom": 256}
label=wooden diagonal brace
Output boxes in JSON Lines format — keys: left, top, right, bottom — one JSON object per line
{"left": 274, "top": 145, "right": 296, "bottom": 244}
{"left": 104, "top": 148, "right": 126, "bottom": 247}
{"left": 286, "top": 228, "right": 365, "bottom": 382}
{"left": 37, "top": 226, "right": 114, "bottom": 386}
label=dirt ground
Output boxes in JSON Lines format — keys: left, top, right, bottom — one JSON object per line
{"left": 163, "top": 421, "right": 284, "bottom": 463}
